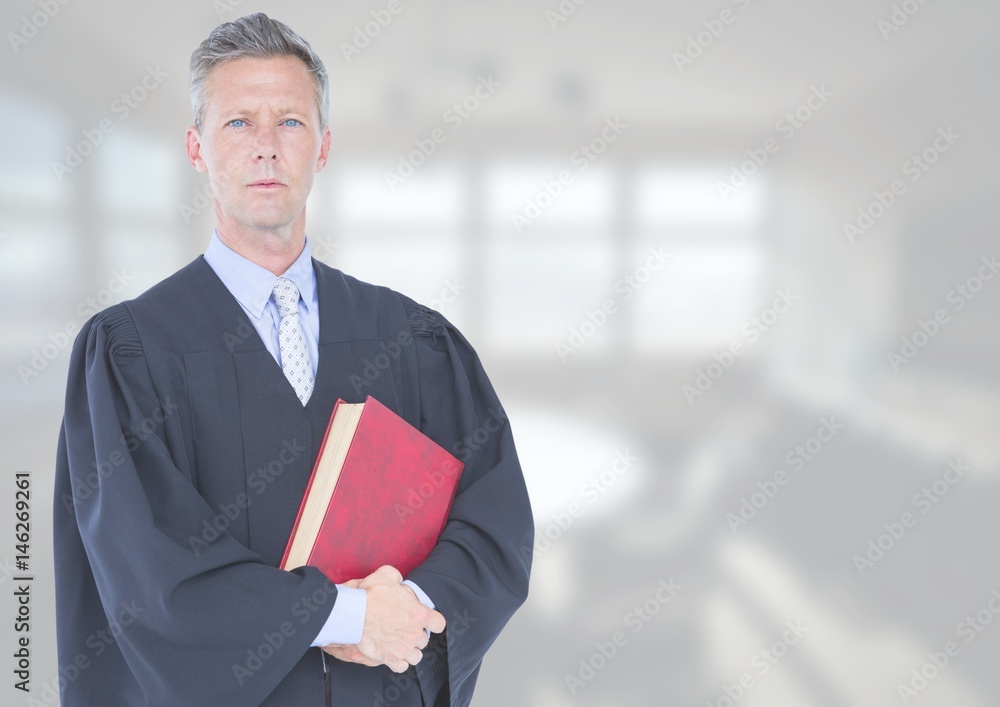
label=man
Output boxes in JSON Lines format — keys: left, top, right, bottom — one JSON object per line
{"left": 52, "top": 13, "right": 533, "bottom": 707}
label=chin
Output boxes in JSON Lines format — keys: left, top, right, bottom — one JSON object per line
{"left": 239, "top": 209, "right": 297, "bottom": 231}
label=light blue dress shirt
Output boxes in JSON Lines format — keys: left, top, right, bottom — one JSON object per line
{"left": 203, "top": 229, "right": 435, "bottom": 648}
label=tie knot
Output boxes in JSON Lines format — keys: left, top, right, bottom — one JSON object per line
{"left": 272, "top": 277, "right": 301, "bottom": 318}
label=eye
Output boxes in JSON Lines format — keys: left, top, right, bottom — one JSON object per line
{"left": 282, "top": 119, "right": 302, "bottom": 127}
{"left": 227, "top": 119, "right": 247, "bottom": 128}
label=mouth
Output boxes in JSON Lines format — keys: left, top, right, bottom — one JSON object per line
{"left": 248, "top": 180, "right": 285, "bottom": 189}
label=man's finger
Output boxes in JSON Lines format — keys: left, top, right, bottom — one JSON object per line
{"left": 322, "top": 644, "right": 376, "bottom": 666}
{"left": 361, "top": 565, "right": 403, "bottom": 589}
{"left": 374, "top": 565, "right": 402, "bottom": 582}
{"left": 351, "top": 652, "right": 381, "bottom": 667}
{"left": 425, "top": 609, "right": 446, "bottom": 634}
{"left": 356, "top": 641, "right": 380, "bottom": 664}
{"left": 405, "top": 647, "right": 423, "bottom": 666}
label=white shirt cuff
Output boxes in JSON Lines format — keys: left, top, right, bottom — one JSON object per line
{"left": 310, "top": 584, "right": 367, "bottom": 646}
{"left": 402, "top": 579, "right": 435, "bottom": 609}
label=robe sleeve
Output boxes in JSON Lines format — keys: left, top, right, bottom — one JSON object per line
{"left": 398, "top": 296, "right": 534, "bottom": 707}
{"left": 55, "top": 303, "right": 337, "bottom": 706}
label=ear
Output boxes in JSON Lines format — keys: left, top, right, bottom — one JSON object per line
{"left": 186, "top": 126, "right": 208, "bottom": 173}
{"left": 315, "top": 125, "right": 332, "bottom": 173}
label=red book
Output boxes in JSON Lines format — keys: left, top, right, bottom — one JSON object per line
{"left": 279, "top": 395, "right": 464, "bottom": 583}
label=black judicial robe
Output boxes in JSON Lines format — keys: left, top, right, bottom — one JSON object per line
{"left": 52, "top": 254, "right": 533, "bottom": 706}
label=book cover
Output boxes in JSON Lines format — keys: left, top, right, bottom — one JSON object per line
{"left": 279, "top": 394, "right": 464, "bottom": 584}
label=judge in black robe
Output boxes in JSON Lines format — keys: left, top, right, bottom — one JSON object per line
{"left": 52, "top": 252, "right": 534, "bottom": 706}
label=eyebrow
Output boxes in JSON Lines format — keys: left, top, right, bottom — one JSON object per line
{"left": 222, "top": 106, "right": 311, "bottom": 116}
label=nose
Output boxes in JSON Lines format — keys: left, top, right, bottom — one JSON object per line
{"left": 254, "top": 124, "right": 278, "bottom": 161}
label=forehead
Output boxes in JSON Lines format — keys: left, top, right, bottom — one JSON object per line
{"left": 204, "top": 55, "right": 316, "bottom": 112}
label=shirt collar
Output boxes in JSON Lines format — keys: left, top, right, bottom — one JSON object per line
{"left": 203, "top": 229, "right": 316, "bottom": 320}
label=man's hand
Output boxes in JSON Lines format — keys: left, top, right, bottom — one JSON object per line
{"left": 345, "top": 565, "right": 444, "bottom": 673}
{"left": 321, "top": 642, "right": 381, "bottom": 666}
{"left": 322, "top": 579, "right": 429, "bottom": 668}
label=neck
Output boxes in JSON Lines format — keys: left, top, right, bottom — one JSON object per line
{"left": 214, "top": 212, "right": 307, "bottom": 276}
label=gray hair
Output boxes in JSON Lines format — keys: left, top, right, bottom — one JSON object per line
{"left": 189, "top": 12, "right": 329, "bottom": 132}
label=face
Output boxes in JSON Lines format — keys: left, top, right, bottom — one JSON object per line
{"left": 186, "top": 55, "right": 331, "bottom": 238}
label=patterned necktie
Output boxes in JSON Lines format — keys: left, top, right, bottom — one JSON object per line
{"left": 271, "top": 277, "right": 314, "bottom": 405}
